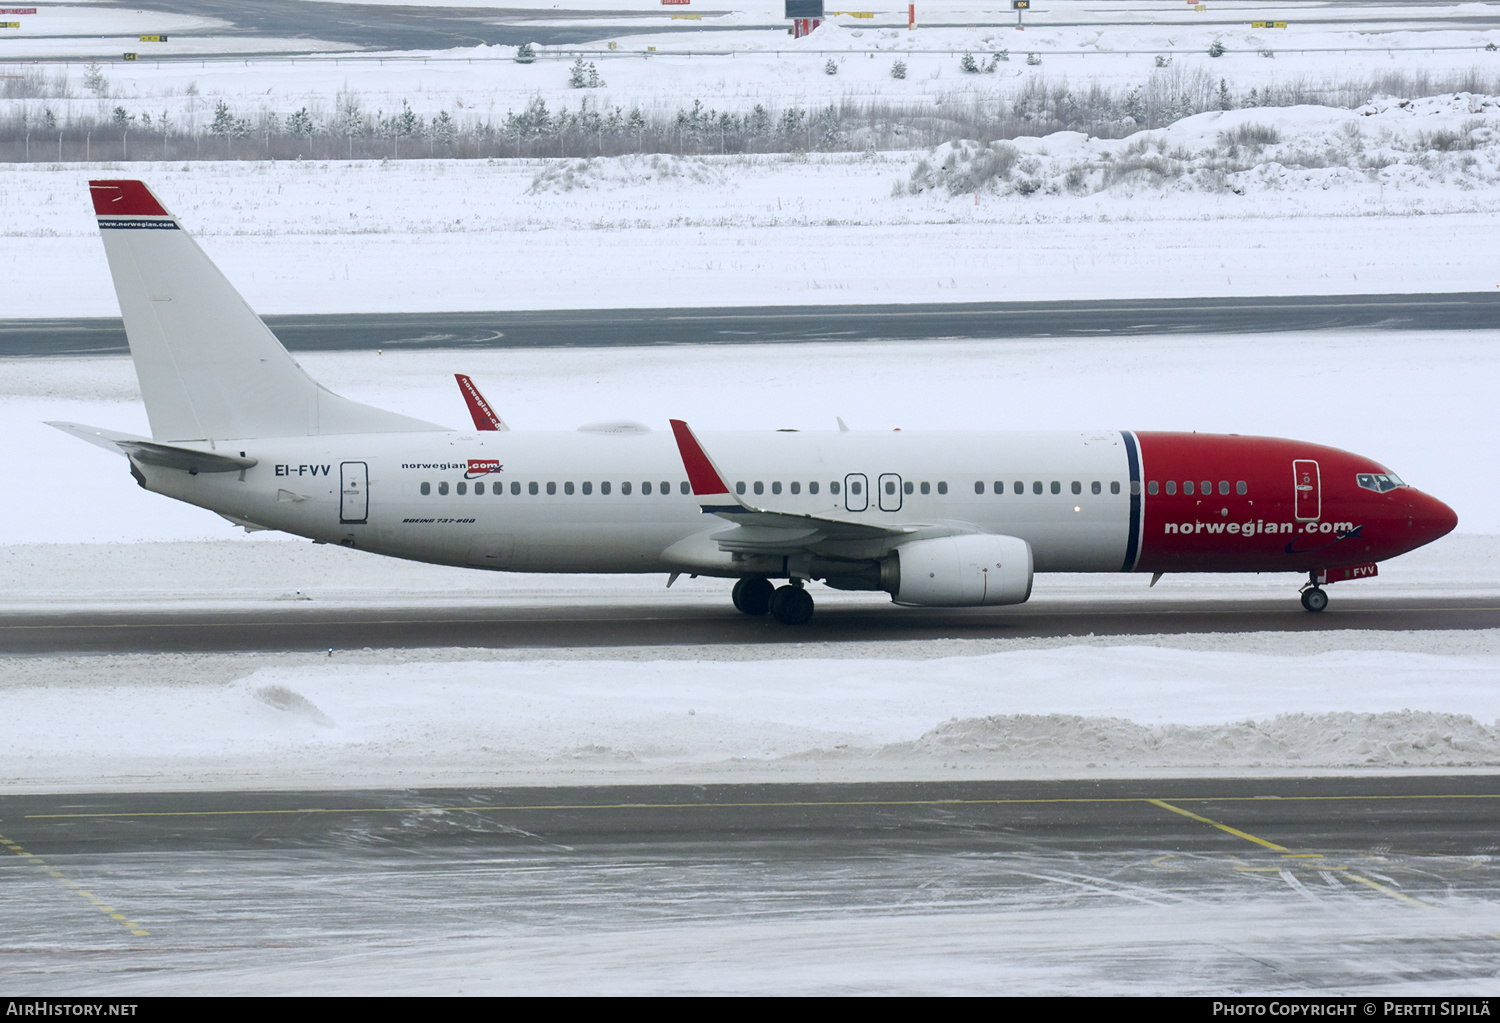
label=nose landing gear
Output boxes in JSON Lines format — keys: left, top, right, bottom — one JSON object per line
{"left": 1299, "top": 573, "right": 1329, "bottom": 613}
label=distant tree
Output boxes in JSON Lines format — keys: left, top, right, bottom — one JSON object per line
{"left": 1218, "top": 78, "right": 1232, "bottom": 110}
{"left": 824, "top": 58, "right": 838, "bottom": 75}
{"left": 1208, "top": 38, "right": 1226, "bottom": 57}
{"left": 112, "top": 106, "right": 134, "bottom": 129}
{"left": 960, "top": 52, "right": 979, "bottom": 73}
{"left": 587, "top": 62, "right": 605, "bottom": 88}
{"left": 890, "top": 59, "right": 907, "bottom": 79}
{"left": 209, "top": 100, "right": 234, "bottom": 136}
{"left": 569, "top": 57, "right": 588, "bottom": 88}
{"left": 430, "top": 110, "right": 457, "bottom": 145}
{"left": 1026, "top": 52, "right": 1041, "bottom": 66}
{"left": 1155, "top": 54, "right": 1171, "bottom": 68}
{"left": 82, "top": 62, "right": 106, "bottom": 96}
{"left": 287, "top": 107, "right": 315, "bottom": 137}
{"left": 515, "top": 42, "right": 536, "bottom": 64}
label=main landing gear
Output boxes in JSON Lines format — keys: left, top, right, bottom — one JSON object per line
{"left": 1299, "top": 573, "right": 1329, "bottom": 613}
{"left": 731, "top": 577, "right": 815, "bottom": 625}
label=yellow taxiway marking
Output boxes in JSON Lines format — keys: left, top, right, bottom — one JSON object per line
{"left": 1147, "top": 799, "right": 1290, "bottom": 852}
{"left": 23, "top": 791, "right": 1500, "bottom": 820}
{"left": 0, "top": 831, "right": 150, "bottom": 937}
{"left": 1146, "top": 803, "right": 1436, "bottom": 910}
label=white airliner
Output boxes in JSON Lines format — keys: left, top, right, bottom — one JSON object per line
{"left": 52, "top": 180, "right": 1457, "bottom": 624}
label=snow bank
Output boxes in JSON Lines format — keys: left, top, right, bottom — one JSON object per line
{"left": 5, "top": 637, "right": 1500, "bottom": 791}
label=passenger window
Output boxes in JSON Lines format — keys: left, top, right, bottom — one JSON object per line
{"left": 1071, "top": 481, "right": 1081, "bottom": 495}
{"left": 974, "top": 481, "right": 984, "bottom": 495}
{"left": 1050, "top": 481, "right": 1060, "bottom": 495}
{"left": 601, "top": 481, "right": 611, "bottom": 495}
{"left": 1166, "top": 481, "right": 1177, "bottom": 495}
{"left": 993, "top": 481, "right": 1003, "bottom": 495}
{"left": 1111, "top": 481, "right": 1121, "bottom": 495}
{"left": 1147, "top": 481, "right": 1158, "bottom": 496}
{"left": 754, "top": 481, "right": 764, "bottom": 496}
{"left": 546, "top": 482, "right": 556, "bottom": 496}
{"left": 660, "top": 482, "right": 669, "bottom": 496}
{"left": 791, "top": 481, "right": 801, "bottom": 495}
{"left": 1236, "top": 481, "right": 1247, "bottom": 495}
{"left": 420, "top": 482, "right": 431, "bottom": 496}
{"left": 439, "top": 481, "right": 450, "bottom": 496}
{"left": 1091, "top": 481, "right": 1102, "bottom": 495}
{"left": 583, "top": 481, "right": 593, "bottom": 495}
{"left": 528, "top": 482, "right": 538, "bottom": 495}
{"left": 643, "top": 481, "right": 653, "bottom": 495}
{"left": 736, "top": 481, "right": 746, "bottom": 495}
{"left": 564, "top": 482, "right": 575, "bottom": 495}
{"left": 457, "top": 482, "right": 467, "bottom": 495}
{"left": 1033, "top": 481, "right": 1042, "bottom": 495}
{"left": 476, "top": 482, "right": 485, "bottom": 495}
{"left": 920, "top": 482, "right": 930, "bottom": 495}
{"left": 511, "top": 481, "right": 521, "bottom": 496}
{"left": 810, "top": 481, "right": 819, "bottom": 495}
{"left": 1218, "top": 481, "right": 1230, "bottom": 496}
{"left": 680, "top": 481, "right": 690, "bottom": 495}
{"left": 622, "top": 481, "right": 632, "bottom": 495}
{"left": 1201, "top": 480, "right": 1211, "bottom": 496}
{"left": 1183, "top": 481, "right": 1194, "bottom": 496}
{"left": 890, "top": 481, "right": 901, "bottom": 496}
{"left": 937, "top": 482, "right": 948, "bottom": 495}
{"left": 1014, "top": 481, "right": 1023, "bottom": 495}
{"left": 772, "top": 482, "right": 782, "bottom": 495}
{"left": 904, "top": 481, "right": 914, "bottom": 495}
{"left": 831, "top": 482, "right": 840, "bottom": 495}
{"left": 851, "top": 481, "right": 862, "bottom": 496}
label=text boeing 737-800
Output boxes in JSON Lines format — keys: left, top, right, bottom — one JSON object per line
{"left": 50, "top": 180, "right": 1458, "bottom": 624}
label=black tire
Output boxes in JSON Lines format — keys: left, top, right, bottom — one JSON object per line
{"left": 1301, "top": 588, "right": 1329, "bottom": 613}
{"left": 769, "top": 584, "right": 815, "bottom": 625}
{"left": 732, "top": 577, "right": 774, "bottom": 616}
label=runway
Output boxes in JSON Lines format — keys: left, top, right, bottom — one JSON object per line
{"left": 5, "top": 291, "right": 1499, "bottom": 358}
{"left": 4, "top": 776, "right": 1498, "bottom": 993}
{"left": 68, "top": 0, "right": 1500, "bottom": 60}
{"left": 1, "top": 596, "right": 1494, "bottom": 654}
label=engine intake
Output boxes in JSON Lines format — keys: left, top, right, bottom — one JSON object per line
{"left": 891, "top": 534, "right": 1033, "bottom": 607}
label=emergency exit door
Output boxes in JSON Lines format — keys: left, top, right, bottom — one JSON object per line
{"left": 340, "top": 461, "right": 368, "bottom": 524}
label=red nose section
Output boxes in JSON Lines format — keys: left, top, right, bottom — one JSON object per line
{"left": 1410, "top": 491, "right": 1459, "bottom": 548}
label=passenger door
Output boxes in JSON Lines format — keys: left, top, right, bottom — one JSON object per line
{"left": 340, "top": 461, "right": 369, "bottom": 524}
{"left": 1292, "top": 459, "right": 1320, "bottom": 521}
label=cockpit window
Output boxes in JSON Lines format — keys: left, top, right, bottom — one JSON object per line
{"left": 1356, "top": 472, "right": 1404, "bottom": 493}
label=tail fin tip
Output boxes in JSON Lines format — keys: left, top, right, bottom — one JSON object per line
{"left": 89, "top": 179, "right": 170, "bottom": 217}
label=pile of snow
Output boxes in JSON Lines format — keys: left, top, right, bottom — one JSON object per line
{"left": 906, "top": 94, "right": 1500, "bottom": 199}
{"left": 6, "top": 637, "right": 1500, "bottom": 791}
{"left": 894, "top": 710, "right": 1500, "bottom": 770}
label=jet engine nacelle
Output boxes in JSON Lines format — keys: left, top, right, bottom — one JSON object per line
{"left": 891, "top": 534, "right": 1033, "bottom": 607}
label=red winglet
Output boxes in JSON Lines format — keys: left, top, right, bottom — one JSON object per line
{"left": 89, "top": 180, "right": 170, "bottom": 217}
{"left": 455, "top": 373, "right": 503, "bottom": 431}
{"left": 669, "top": 419, "right": 731, "bottom": 496}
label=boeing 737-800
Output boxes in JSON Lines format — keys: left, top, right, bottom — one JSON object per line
{"left": 51, "top": 180, "right": 1458, "bottom": 624}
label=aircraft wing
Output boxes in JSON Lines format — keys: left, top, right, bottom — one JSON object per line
{"left": 668, "top": 419, "right": 924, "bottom": 556}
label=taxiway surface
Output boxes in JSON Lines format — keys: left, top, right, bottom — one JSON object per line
{"left": 4, "top": 776, "right": 1497, "bottom": 993}
{"left": 2, "top": 596, "right": 1495, "bottom": 654}
{"left": 5, "top": 292, "right": 1499, "bottom": 358}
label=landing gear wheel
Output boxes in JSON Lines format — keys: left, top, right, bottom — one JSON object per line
{"left": 1301, "top": 587, "right": 1329, "bottom": 613}
{"left": 731, "top": 577, "right": 774, "bottom": 616}
{"left": 769, "top": 584, "right": 815, "bottom": 625}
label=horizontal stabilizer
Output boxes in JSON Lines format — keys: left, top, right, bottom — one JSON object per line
{"left": 117, "top": 441, "right": 257, "bottom": 474}
{"left": 47, "top": 421, "right": 256, "bottom": 473}
{"left": 45, "top": 420, "right": 149, "bottom": 454}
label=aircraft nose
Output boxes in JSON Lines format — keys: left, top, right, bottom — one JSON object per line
{"left": 1409, "top": 491, "right": 1458, "bottom": 547}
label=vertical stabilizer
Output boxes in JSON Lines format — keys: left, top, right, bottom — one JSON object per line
{"left": 90, "top": 180, "right": 445, "bottom": 441}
